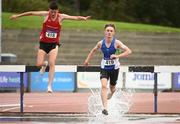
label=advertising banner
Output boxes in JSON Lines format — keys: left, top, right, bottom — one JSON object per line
{"left": 125, "top": 72, "right": 171, "bottom": 89}
{"left": 30, "top": 72, "right": 75, "bottom": 92}
{"left": 172, "top": 73, "right": 180, "bottom": 90}
{"left": 0, "top": 72, "right": 28, "bottom": 88}
{"left": 77, "top": 72, "right": 123, "bottom": 88}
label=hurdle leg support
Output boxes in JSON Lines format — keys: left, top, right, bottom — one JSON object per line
{"left": 20, "top": 72, "right": 24, "bottom": 113}
{"left": 154, "top": 73, "right": 158, "bottom": 113}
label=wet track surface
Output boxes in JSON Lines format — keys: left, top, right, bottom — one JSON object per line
{"left": 0, "top": 113, "right": 180, "bottom": 124}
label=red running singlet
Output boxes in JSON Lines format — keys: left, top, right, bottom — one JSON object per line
{"left": 39, "top": 12, "right": 61, "bottom": 44}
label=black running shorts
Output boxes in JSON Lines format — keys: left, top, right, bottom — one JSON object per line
{"left": 100, "top": 69, "right": 119, "bottom": 86}
{"left": 39, "top": 42, "right": 60, "bottom": 54}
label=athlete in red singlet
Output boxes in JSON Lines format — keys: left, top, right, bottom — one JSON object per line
{"left": 40, "top": 11, "right": 61, "bottom": 44}
{"left": 10, "top": 1, "right": 90, "bottom": 93}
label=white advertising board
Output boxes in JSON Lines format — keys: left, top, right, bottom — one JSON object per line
{"left": 77, "top": 72, "right": 123, "bottom": 88}
{"left": 125, "top": 72, "right": 171, "bottom": 89}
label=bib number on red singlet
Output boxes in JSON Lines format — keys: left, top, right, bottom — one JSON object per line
{"left": 45, "top": 31, "right": 57, "bottom": 38}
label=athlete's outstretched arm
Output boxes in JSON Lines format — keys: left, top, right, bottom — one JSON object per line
{"left": 110, "top": 40, "right": 132, "bottom": 59}
{"left": 10, "top": 11, "right": 48, "bottom": 20}
{"left": 61, "top": 14, "right": 91, "bottom": 21}
{"left": 84, "top": 41, "right": 101, "bottom": 66}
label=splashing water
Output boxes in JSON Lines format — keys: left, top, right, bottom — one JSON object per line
{"left": 88, "top": 88, "right": 134, "bottom": 122}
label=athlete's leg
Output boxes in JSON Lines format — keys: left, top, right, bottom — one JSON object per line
{"left": 107, "top": 69, "right": 119, "bottom": 99}
{"left": 107, "top": 84, "right": 116, "bottom": 99}
{"left": 36, "top": 49, "right": 47, "bottom": 67}
{"left": 36, "top": 49, "right": 48, "bottom": 75}
{"left": 47, "top": 46, "right": 58, "bottom": 92}
{"left": 101, "top": 78, "right": 108, "bottom": 114}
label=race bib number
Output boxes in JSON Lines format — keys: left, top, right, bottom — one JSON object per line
{"left": 45, "top": 30, "right": 57, "bottom": 38}
{"left": 104, "top": 59, "right": 115, "bottom": 66}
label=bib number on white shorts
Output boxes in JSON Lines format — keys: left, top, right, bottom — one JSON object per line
{"left": 46, "top": 31, "right": 57, "bottom": 38}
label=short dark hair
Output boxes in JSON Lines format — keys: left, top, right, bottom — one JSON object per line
{"left": 104, "top": 24, "right": 116, "bottom": 30}
{"left": 49, "top": 1, "right": 58, "bottom": 10}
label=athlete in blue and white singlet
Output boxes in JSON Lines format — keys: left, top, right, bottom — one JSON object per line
{"left": 84, "top": 24, "right": 132, "bottom": 115}
{"left": 101, "top": 37, "right": 120, "bottom": 70}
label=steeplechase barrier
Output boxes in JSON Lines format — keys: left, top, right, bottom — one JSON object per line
{"left": 0, "top": 65, "right": 180, "bottom": 113}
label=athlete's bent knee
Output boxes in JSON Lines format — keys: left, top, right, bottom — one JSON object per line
{"left": 36, "top": 63, "right": 43, "bottom": 67}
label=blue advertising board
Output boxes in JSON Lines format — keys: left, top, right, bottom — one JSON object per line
{"left": 0, "top": 72, "right": 28, "bottom": 88}
{"left": 30, "top": 72, "right": 75, "bottom": 92}
{"left": 172, "top": 73, "right": 180, "bottom": 90}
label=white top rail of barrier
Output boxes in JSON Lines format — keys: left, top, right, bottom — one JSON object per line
{"left": 0, "top": 65, "right": 26, "bottom": 72}
{"left": 154, "top": 66, "right": 180, "bottom": 73}
{"left": 120, "top": 66, "right": 129, "bottom": 72}
{"left": 0, "top": 65, "right": 180, "bottom": 73}
{"left": 55, "top": 65, "right": 77, "bottom": 72}
{"left": 0, "top": 65, "right": 77, "bottom": 72}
